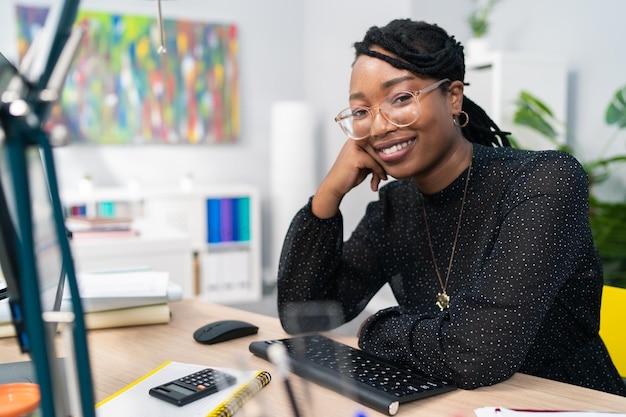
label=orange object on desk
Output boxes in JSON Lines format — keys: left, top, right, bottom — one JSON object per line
{"left": 0, "top": 383, "right": 40, "bottom": 417}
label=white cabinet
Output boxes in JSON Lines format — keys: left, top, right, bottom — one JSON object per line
{"left": 464, "top": 52, "right": 569, "bottom": 150}
{"left": 142, "top": 185, "right": 262, "bottom": 304}
{"left": 62, "top": 184, "right": 262, "bottom": 304}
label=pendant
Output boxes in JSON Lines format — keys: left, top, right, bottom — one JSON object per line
{"left": 436, "top": 292, "right": 450, "bottom": 311}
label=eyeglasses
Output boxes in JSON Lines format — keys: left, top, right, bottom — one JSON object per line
{"left": 334, "top": 78, "right": 450, "bottom": 140}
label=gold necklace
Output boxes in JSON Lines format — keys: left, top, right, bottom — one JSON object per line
{"left": 422, "top": 156, "right": 472, "bottom": 311}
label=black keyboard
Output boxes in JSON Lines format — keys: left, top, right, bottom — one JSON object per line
{"left": 249, "top": 334, "right": 455, "bottom": 415}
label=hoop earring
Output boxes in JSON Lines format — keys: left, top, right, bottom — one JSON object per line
{"left": 453, "top": 111, "right": 469, "bottom": 128}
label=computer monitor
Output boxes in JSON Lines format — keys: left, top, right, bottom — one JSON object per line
{"left": 0, "top": 42, "right": 68, "bottom": 350}
{"left": 0, "top": 97, "right": 95, "bottom": 417}
{"left": 0, "top": 51, "right": 32, "bottom": 349}
{"left": 0, "top": 142, "right": 67, "bottom": 346}
{"left": 0, "top": 0, "right": 83, "bottom": 336}
{"left": 0, "top": 54, "right": 32, "bottom": 401}
{"left": 0, "top": 130, "right": 78, "bottom": 409}
{"left": 0, "top": 52, "right": 14, "bottom": 91}
{"left": 0, "top": 0, "right": 95, "bottom": 415}
{"left": 0, "top": 82, "right": 73, "bottom": 414}
{"left": 0, "top": 53, "right": 19, "bottom": 305}
{"left": 0, "top": 137, "right": 21, "bottom": 315}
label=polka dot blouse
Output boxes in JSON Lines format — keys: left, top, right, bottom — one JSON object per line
{"left": 277, "top": 143, "right": 626, "bottom": 396}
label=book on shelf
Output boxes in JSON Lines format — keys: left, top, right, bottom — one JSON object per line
{"left": 206, "top": 197, "right": 251, "bottom": 244}
{"left": 69, "top": 228, "right": 139, "bottom": 240}
{"left": 65, "top": 215, "right": 133, "bottom": 231}
{"left": 96, "top": 361, "right": 271, "bottom": 417}
{"left": 66, "top": 215, "right": 138, "bottom": 239}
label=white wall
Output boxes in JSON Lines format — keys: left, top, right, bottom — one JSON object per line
{"left": 302, "top": 0, "right": 412, "bottom": 237}
{"left": 0, "top": 0, "right": 306, "bottom": 192}
{"left": 408, "top": 0, "right": 626, "bottom": 200}
{"left": 2, "top": 0, "right": 625, "bottom": 282}
{"left": 0, "top": 0, "right": 307, "bottom": 282}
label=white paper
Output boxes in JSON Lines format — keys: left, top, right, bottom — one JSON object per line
{"left": 62, "top": 270, "right": 170, "bottom": 312}
{"left": 0, "top": 298, "right": 11, "bottom": 323}
{"left": 475, "top": 407, "right": 626, "bottom": 417}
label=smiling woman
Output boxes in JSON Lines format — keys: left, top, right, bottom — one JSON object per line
{"left": 275, "top": 18, "right": 626, "bottom": 398}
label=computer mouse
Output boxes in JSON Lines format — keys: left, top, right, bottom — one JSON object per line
{"left": 193, "top": 320, "right": 259, "bottom": 345}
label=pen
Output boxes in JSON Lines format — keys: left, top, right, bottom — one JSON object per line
{"left": 267, "top": 342, "right": 302, "bottom": 417}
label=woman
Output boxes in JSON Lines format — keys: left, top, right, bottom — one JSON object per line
{"left": 276, "top": 19, "right": 626, "bottom": 396}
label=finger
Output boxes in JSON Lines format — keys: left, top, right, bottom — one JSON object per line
{"left": 371, "top": 170, "right": 389, "bottom": 192}
{"left": 359, "top": 144, "right": 388, "bottom": 182}
{"left": 373, "top": 167, "right": 388, "bottom": 182}
{"left": 370, "top": 173, "right": 380, "bottom": 192}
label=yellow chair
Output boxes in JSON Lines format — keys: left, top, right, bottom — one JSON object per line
{"left": 599, "top": 285, "right": 626, "bottom": 377}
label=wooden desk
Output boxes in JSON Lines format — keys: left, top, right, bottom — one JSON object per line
{"left": 2, "top": 299, "right": 626, "bottom": 416}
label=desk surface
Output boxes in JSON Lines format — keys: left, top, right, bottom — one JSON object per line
{"left": 2, "top": 299, "right": 626, "bottom": 417}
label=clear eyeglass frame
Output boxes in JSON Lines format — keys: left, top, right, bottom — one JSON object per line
{"left": 334, "top": 78, "right": 451, "bottom": 140}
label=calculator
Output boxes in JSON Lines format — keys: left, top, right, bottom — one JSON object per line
{"left": 149, "top": 368, "right": 237, "bottom": 406}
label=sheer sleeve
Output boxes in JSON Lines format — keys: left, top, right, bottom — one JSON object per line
{"left": 277, "top": 198, "right": 387, "bottom": 334}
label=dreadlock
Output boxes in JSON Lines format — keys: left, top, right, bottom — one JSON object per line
{"left": 353, "top": 19, "right": 511, "bottom": 148}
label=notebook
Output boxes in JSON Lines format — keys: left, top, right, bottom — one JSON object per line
{"left": 96, "top": 361, "right": 271, "bottom": 417}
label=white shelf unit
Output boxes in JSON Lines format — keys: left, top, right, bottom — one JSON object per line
{"left": 142, "top": 185, "right": 262, "bottom": 304}
{"left": 61, "top": 184, "right": 262, "bottom": 304}
{"left": 464, "top": 51, "right": 569, "bottom": 150}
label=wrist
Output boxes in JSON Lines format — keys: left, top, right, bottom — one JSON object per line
{"left": 311, "top": 181, "right": 345, "bottom": 219}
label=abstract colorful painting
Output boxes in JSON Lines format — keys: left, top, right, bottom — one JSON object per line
{"left": 16, "top": 6, "right": 239, "bottom": 145}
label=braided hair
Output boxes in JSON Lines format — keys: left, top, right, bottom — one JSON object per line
{"left": 353, "top": 19, "right": 511, "bottom": 147}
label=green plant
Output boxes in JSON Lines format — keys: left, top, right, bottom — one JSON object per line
{"left": 512, "top": 87, "right": 626, "bottom": 288}
{"left": 468, "top": 0, "right": 502, "bottom": 38}
{"left": 606, "top": 84, "right": 626, "bottom": 128}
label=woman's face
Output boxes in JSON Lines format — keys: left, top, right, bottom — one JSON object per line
{"left": 348, "top": 49, "right": 465, "bottom": 182}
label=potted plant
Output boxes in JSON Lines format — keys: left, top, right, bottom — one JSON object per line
{"left": 466, "top": 0, "right": 503, "bottom": 60}
{"left": 512, "top": 86, "right": 626, "bottom": 288}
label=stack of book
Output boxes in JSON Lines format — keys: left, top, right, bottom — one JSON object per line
{"left": 0, "top": 269, "right": 182, "bottom": 337}
{"left": 64, "top": 269, "right": 181, "bottom": 330}
{"left": 65, "top": 215, "right": 138, "bottom": 239}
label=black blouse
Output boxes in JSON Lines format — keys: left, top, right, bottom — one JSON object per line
{"left": 277, "top": 143, "right": 626, "bottom": 396}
